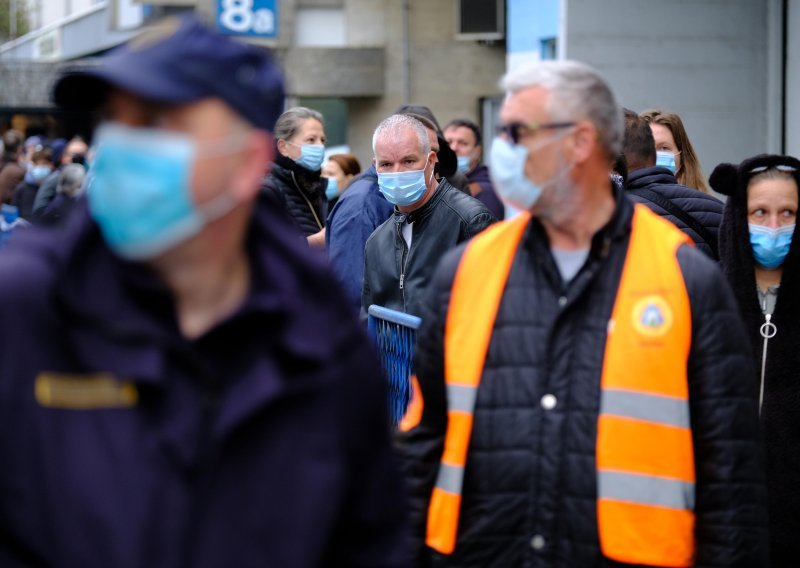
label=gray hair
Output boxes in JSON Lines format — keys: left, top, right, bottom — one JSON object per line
{"left": 274, "top": 106, "right": 324, "bottom": 141}
{"left": 501, "top": 60, "right": 623, "bottom": 159}
{"left": 372, "top": 114, "right": 431, "bottom": 156}
{"left": 57, "top": 164, "right": 86, "bottom": 197}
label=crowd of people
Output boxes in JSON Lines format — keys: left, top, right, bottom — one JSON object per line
{"left": 0, "top": 14, "right": 797, "bottom": 568}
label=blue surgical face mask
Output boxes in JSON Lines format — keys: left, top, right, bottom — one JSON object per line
{"left": 377, "top": 156, "right": 431, "bottom": 206}
{"left": 489, "top": 137, "right": 543, "bottom": 211}
{"left": 87, "top": 123, "right": 241, "bottom": 261}
{"left": 456, "top": 155, "right": 471, "bottom": 174}
{"left": 31, "top": 165, "right": 51, "bottom": 182}
{"left": 289, "top": 142, "right": 325, "bottom": 171}
{"left": 749, "top": 223, "right": 795, "bottom": 270}
{"left": 325, "top": 177, "right": 339, "bottom": 200}
{"left": 656, "top": 151, "right": 677, "bottom": 173}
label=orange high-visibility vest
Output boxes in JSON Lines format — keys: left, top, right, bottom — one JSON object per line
{"left": 426, "top": 205, "right": 695, "bottom": 567}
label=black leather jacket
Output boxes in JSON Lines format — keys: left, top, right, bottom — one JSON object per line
{"left": 362, "top": 179, "right": 495, "bottom": 319}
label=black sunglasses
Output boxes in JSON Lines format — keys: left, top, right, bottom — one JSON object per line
{"left": 496, "top": 121, "right": 576, "bottom": 145}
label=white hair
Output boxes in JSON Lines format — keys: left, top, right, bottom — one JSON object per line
{"left": 501, "top": 60, "right": 623, "bottom": 158}
{"left": 372, "top": 114, "right": 431, "bottom": 156}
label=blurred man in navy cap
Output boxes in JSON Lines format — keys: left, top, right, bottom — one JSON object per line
{"left": 0, "top": 16, "right": 409, "bottom": 568}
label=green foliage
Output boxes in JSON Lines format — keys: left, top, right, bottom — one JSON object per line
{"left": 0, "top": 0, "right": 29, "bottom": 41}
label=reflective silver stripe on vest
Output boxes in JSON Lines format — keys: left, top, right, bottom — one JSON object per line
{"left": 600, "top": 388, "right": 690, "bottom": 429}
{"left": 447, "top": 384, "right": 478, "bottom": 414}
{"left": 598, "top": 470, "right": 695, "bottom": 510}
{"left": 434, "top": 462, "right": 465, "bottom": 495}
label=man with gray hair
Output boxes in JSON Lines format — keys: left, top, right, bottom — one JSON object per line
{"left": 361, "top": 114, "right": 494, "bottom": 319}
{"left": 37, "top": 163, "right": 86, "bottom": 225}
{"left": 401, "top": 60, "right": 767, "bottom": 566}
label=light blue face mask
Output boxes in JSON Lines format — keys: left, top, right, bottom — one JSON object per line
{"left": 656, "top": 151, "right": 677, "bottom": 173}
{"left": 456, "top": 155, "right": 471, "bottom": 174}
{"left": 289, "top": 142, "right": 325, "bottom": 171}
{"left": 489, "top": 137, "right": 543, "bottom": 211}
{"left": 325, "top": 177, "right": 339, "bottom": 200}
{"left": 31, "top": 165, "right": 52, "bottom": 182}
{"left": 88, "top": 123, "right": 240, "bottom": 261}
{"left": 749, "top": 223, "right": 795, "bottom": 270}
{"left": 377, "top": 156, "right": 431, "bottom": 206}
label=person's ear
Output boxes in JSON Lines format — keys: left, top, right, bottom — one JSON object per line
{"left": 276, "top": 138, "right": 290, "bottom": 158}
{"left": 568, "top": 121, "right": 596, "bottom": 164}
{"left": 230, "top": 130, "right": 272, "bottom": 201}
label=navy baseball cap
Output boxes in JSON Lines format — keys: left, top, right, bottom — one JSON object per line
{"left": 53, "top": 16, "right": 285, "bottom": 132}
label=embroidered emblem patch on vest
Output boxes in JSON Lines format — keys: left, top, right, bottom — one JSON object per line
{"left": 632, "top": 296, "right": 673, "bottom": 337}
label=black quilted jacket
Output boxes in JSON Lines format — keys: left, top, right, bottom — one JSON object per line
{"left": 626, "top": 166, "right": 723, "bottom": 260}
{"left": 260, "top": 154, "right": 326, "bottom": 237}
{"left": 401, "top": 191, "right": 769, "bottom": 567}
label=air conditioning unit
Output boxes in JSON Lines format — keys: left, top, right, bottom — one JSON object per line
{"left": 456, "top": 0, "right": 504, "bottom": 41}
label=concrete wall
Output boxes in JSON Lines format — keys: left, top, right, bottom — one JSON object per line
{"left": 787, "top": 0, "right": 800, "bottom": 157}
{"left": 345, "top": 0, "right": 505, "bottom": 165}
{"left": 565, "top": 0, "right": 772, "bottom": 178}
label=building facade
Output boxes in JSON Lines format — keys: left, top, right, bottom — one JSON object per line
{"left": 0, "top": 0, "right": 797, "bottom": 170}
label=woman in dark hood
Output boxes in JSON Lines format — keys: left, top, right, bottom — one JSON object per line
{"left": 710, "top": 154, "right": 800, "bottom": 567}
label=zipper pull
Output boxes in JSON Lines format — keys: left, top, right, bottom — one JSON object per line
{"left": 399, "top": 273, "right": 405, "bottom": 290}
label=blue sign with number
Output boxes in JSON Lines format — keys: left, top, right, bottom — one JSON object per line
{"left": 217, "top": 0, "right": 278, "bottom": 37}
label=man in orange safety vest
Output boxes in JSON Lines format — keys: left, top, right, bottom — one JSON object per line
{"left": 399, "top": 60, "right": 768, "bottom": 567}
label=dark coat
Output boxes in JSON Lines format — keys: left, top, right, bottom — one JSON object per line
{"left": 260, "top": 153, "right": 327, "bottom": 236}
{"left": 326, "top": 165, "right": 393, "bottom": 310}
{"left": 402, "top": 191, "right": 768, "bottom": 567}
{"left": 362, "top": 180, "right": 495, "bottom": 319}
{"left": 11, "top": 180, "right": 39, "bottom": 220}
{"left": 626, "top": 166, "right": 723, "bottom": 259}
{"left": 0, "top": 202, "right": 410, "bottom": 567}
{"left": 467, "top": 164, "right": 504, "bottom": 220}
{"left": 712, "top": 154, "right": 800, "bottom": 567}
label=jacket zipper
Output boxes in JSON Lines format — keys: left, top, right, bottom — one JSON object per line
{"left": 290, "top": 171, "right": 323, "bottom": 231}
{"left": 758, "top": 304, "right": 777, "bottom": 416}
{"left": 396, "top": 220, "right": 410, "bottom": 311}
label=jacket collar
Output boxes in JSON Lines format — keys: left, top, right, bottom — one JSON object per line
{"left": 52, "top": 202, "right": 334, "bottom": 387}
{"left": 525, "top": 181, "right": 633, "bottom": 260}
{"left": 392, "top": 178, "right": 453, "bottom": 224}
{"left": 626, "top": 166, "right": 678, "bottom": 188}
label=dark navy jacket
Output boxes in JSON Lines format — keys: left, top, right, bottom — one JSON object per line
{"left": 467, "top": 164, "right": 504, "bottom": 221}
{"left": 626, "top": 166, "right": 723, "bottom": 260}
{"left": 0, "top": 201, "right": 410, "bottom": 568}
{"left": 326, "top": 165, "right": 393, "bottom": 310}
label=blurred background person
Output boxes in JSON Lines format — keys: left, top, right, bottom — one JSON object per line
{"left": 32, "top": 135, "right": 88, "bottom": 220}
{"left": 711, "top": 154, "right": 800, "bottom": 567}
{"left": 38, "top": 163, "right": 86, "bottom": 226}
{"left": 622, "top": 109, "right": 722, "bottom": 259}
{"left": 394, "top": 104, "right": 469, "bottom": 194}
{"left": 13, "top": 146, "right": 52, "bottom": 220}
{"left": 444, "top": 118, "right": 504, "bottom": 219}
{"left": 322, "top": 152, "right": 360, "bottom": 208}
{"left": 261, "top": 106, "right": 327, "bottom": 240}
{"left": 641, "top": 109, "right": 710, "bottom": 193}
{"left": 0, "top": 130, "right": 25, "bottom": 205}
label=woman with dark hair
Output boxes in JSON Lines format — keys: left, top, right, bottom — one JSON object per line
{"left": 641, "top": 109, "right": 709, "bottom": 193}
{"left": 260, "top": 106, "right": 327, "bottom": 239}
{"left": 322, "top": 153, "right": 361, "bottom": 208}
{"left": 710, "top": 154, "right": 800, "bottom": 567}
